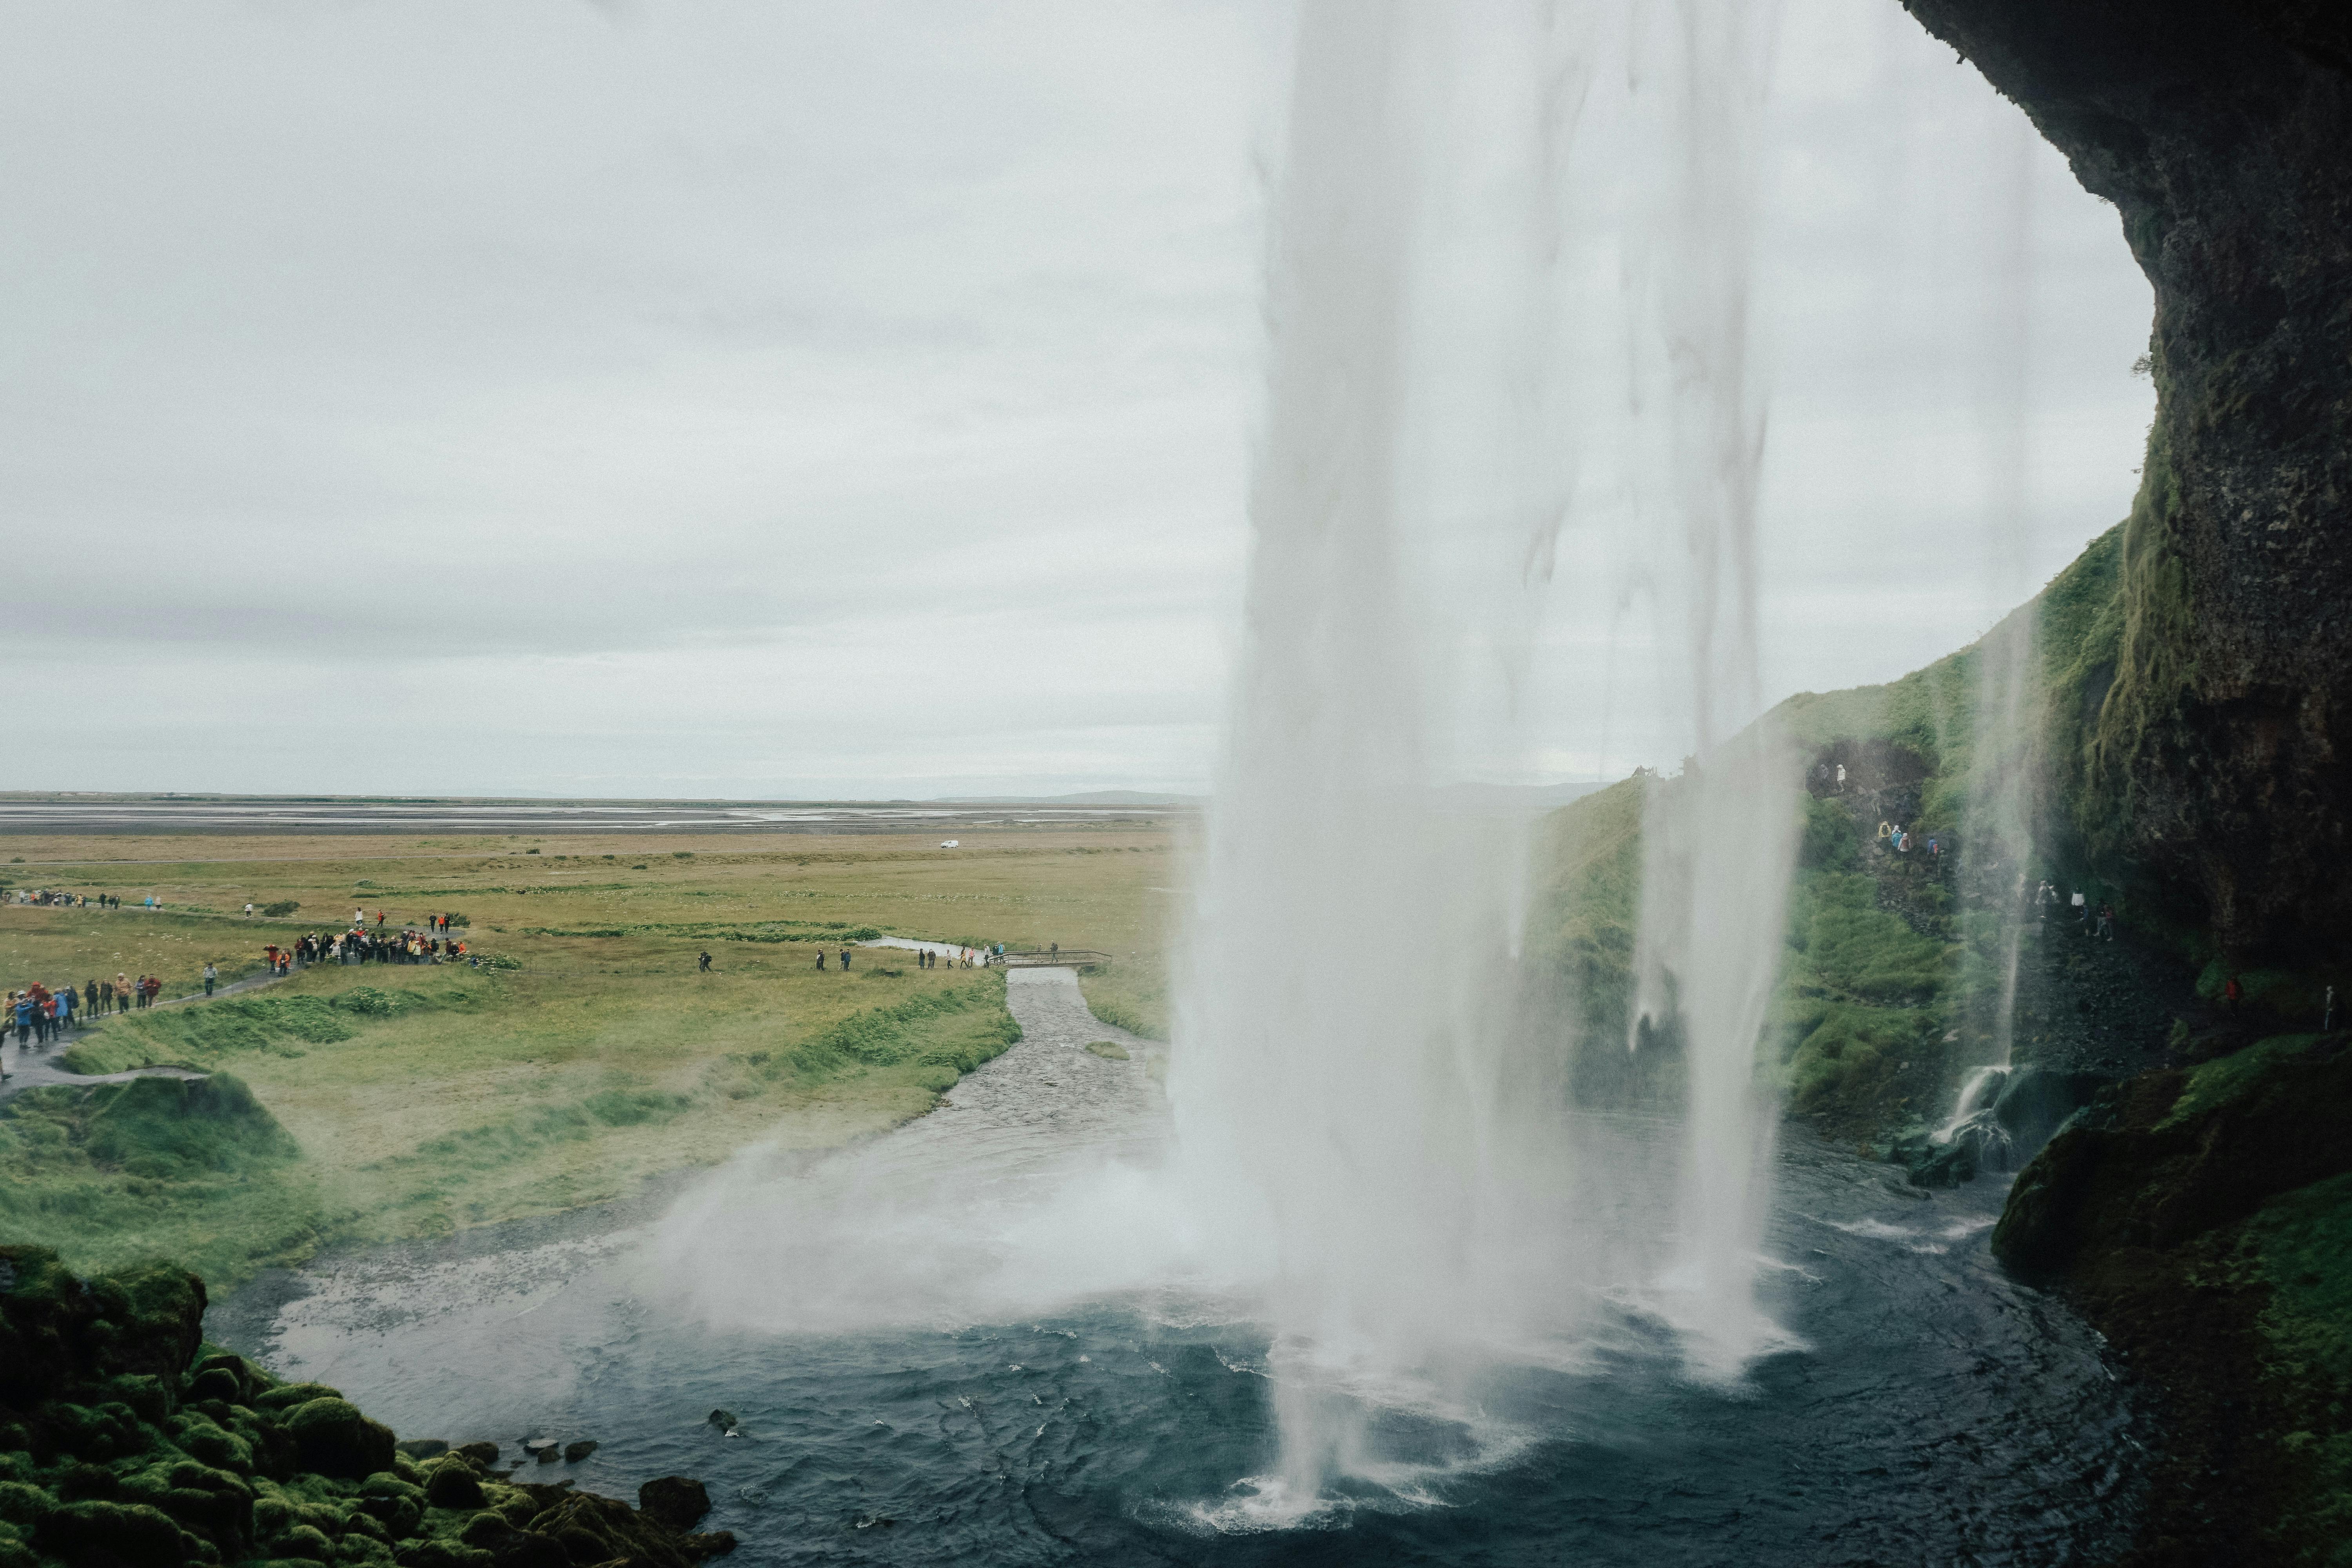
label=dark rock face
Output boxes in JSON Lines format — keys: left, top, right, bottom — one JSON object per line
{"left": 1993, "top": 1038, "right": 2352, "bottom": 1274}
{"left": 1899, "top": 0, "right": 2352, "bottom": 965}
{"left": 1986, "top": 1039, "right": 2352, "bottom": 1561}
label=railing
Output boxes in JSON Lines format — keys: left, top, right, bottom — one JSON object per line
{"left": 998, "top": 948, "right": 1113, "bottom": 968}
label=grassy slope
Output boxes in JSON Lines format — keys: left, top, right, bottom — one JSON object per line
{"left": 0, "top": 828, "right": 1170, "bottom": 1287}
{"left": 1524, "top": 524, "right": 2147, "bottom": 1131}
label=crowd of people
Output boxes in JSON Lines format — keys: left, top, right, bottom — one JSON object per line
{"left": 6, "top": 974, "right": 166, "bottom": 1048}
{"left": 1874, "top": 820, "right": 1941, "bottom": 858}
{"left": 6, "top": 889, "right": 161, "bottom": 909}
{"left": 2033, "top": 880, "right": 2117, "bottom": 941}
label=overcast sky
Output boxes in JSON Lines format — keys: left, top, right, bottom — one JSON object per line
{"left": 1, "top": 0, "right": 2152, "bottom": 799}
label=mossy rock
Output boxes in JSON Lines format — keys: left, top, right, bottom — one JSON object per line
{"left": 421, "top": 1459, "right": 484, "bottom": 1512}
{"left": 36, "top": 1499, "right": 190, "bottom": 1567}
{"left": 253, "top": 1382, "right": 343, "bottom": 1413}
{"left": 283, "top": 1398, "right": 394, "bottom": 1481}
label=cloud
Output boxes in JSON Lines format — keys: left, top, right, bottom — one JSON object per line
{"left": 0, "top": 0, "right": 2151, "bottom": 796}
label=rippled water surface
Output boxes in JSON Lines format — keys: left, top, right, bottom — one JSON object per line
{"left": 215, "top": 972, "right": 2143, "bottom": 1566}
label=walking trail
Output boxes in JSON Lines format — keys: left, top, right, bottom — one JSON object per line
{"left": 0, "top": 960, "right": 297, "bottom": 1103}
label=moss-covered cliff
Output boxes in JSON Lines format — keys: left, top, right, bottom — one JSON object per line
{"left": 1895, "top": 0, "right": 2352, "bottom": 969}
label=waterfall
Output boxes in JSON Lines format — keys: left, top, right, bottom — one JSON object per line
{"left": 1175, "top": 0, "right": 1798, "bottom": 1502}
{"left": 1619, "top": 0, "right": 1799, "bottom": 1381}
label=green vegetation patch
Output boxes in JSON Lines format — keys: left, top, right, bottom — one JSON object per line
{"left": 2161, "top": 1033, "right": 2329, "bottom": 1130}
{"left": 0, "top": 1076, "right": 324, "bottom": 1282}
{"left": 1790, "top": 874, "right": 1953, "bottom": 1001}
{"left": 59, "top": 987, "right": 452, "bottom": 1076}
{"left": 2237, "top": 1172, "right": 2352, "bottom": 1555}
{"left": 61, "top": 996, "right": 354, "bottom": 1074}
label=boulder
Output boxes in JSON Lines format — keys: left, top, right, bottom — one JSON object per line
{"left": 638, "top": 1476, "right": 711, "bottom": 1532}
{"left": 560, "top": 1441, "right": 596, "bottom": 1465}
{"left": 36, "top": 1500, "right": 190, "bottom": 1568}
{"left": 285, "top": 1398, "right": 396, "bottom": 1480}
{"left": 394, "top": 1439, "right": 450, "bottom": 1462}
{"left": 423, "top": 1457, "right": 486, "bottom": 1512}
{"left": 1991, "top": 1067, "right": 2109, "bottom": 1157}
{"left": 530, "top": 1492, "right": 692, "bottom": 1568}
{"left": 254, "top": 1382, "right": 344, "bottom": 1413}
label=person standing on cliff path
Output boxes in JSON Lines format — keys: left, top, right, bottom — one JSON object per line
{"left": 839, "top": 947, "right": 852, "bottom": 971}
{"left": 698, "top": 951, "right": 712, "bottom": 973}
{"left": 816, "top": 949, "right": 826, "bottom": 971}
{"left": 203, "top": 962, "right": 218, "bottom": 996}
{"left": 2225, "top": 975, "right": 2244, "bottom": 1014}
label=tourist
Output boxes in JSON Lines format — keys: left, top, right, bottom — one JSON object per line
{"left": 815, "top": 950, "right": 826, "bottom": 970}
{"left": 2225, "top": 975, "right": 2244, "bottom": 1014}
{"left": 115, "top": 972, "right": 131, "bottom": 1013}
{"left": 2096, "top": 902, "right": 2116, "bottom": 941}
{"left": 839, "top": 947, "right": 852, "bottom": 971}
{"left": 698, "top": 951, "right": 712, "bottom": 973}
{"left": 245, "top": 902, "right": 254, "bottom": 918}
{"left": 82, "top": 980, "right": 96, "bottom": 1019}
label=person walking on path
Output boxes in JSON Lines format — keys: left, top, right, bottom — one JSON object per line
{"left": 115, "top": 973, "right": 131, "bottom": 1014}
{"left": 839, "top": 947, "right": 852, "bottom": 971}
{"left": 816, "top": 950, "right": 826, "bottom": 971}
{"left": 698, "top": 951, "right": 712, "bottom": 973}
{"left": 245, "top": 902, "right": 254, "bottom": 918}
{"left": 203, "top": 962, "right": 218, "bottom": 996}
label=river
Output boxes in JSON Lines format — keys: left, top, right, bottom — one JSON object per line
{"left": 211, "top": 969, "right": 2143, "bottom": 1565}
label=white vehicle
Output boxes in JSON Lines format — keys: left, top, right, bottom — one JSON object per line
{"left": 940, "top": 839, "right": 960, "bottom": 848}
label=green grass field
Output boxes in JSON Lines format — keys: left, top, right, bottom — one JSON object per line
{"left": 0, "top": 827, "right": 1174, "bottom": 1286}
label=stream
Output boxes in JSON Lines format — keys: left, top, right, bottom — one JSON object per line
{"left": 212, "top": 970, "right": 2145, "bottom": 1566}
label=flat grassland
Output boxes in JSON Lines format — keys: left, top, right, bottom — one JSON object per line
{"left": 0, "top": 827, "right": 1175, "bottom": 1285}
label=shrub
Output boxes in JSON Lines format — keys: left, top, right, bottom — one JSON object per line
{"left": 259, "top": 901, "right": 300, "bottom": 918}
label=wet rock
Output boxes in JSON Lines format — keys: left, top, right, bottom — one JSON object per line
{"left": 684, "top": 1530, "right": 739, "bottom": 1555}
{"left": 705, "top": 1409, "right": 737, "bottom": 1430}
{"left": 534, "top": 1446, "right": 560, "bottom": 1464}
{"left": 395, "top": 1439, "right": 450, "bottom": 1461}
{"left": 561, "top": 1440, "right": 596, "bottom": 1464}
{"left": 638, "top": 1476, "right": 711, "bottom": 1532}
{"left": 533, "top": 1490, "right": 695, "bottom": 1568}
{"left": 285, "top": 1396, "right": 397, "bottom": 1480}
{"left": 453, "top": 1441, "right": 501, "bottom": 1467}
{"left": 1905, "top": 1137, "right": 1978, "bottom": 1189}
{"left": 521, "top": 1437, "right": 557, "bottom": 1455}
{"left": 1990, "top": 1066, "right": 2109, "bottom": 1155}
